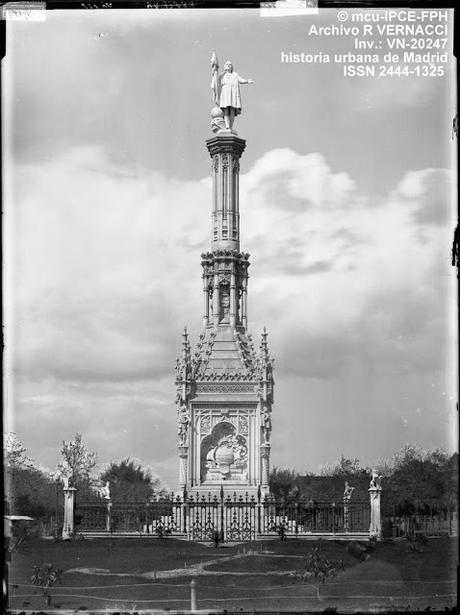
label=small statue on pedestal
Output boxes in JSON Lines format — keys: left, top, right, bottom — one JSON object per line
{"left": 261, "top": 408, "right": 272, "bottom": 444}
{"left": 343, "top": 481, "right": 355, "bottom": 501}
{"left": 178, "top": 405, "right": 190, "bottom": 446}
{"left": 101, "top": 481, "right": 111, "bottom": 500}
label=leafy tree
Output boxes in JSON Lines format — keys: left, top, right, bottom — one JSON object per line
{"left": 5, "top": 465, "right": 57, "bottom": 520}
{"left": 100, "top": 458, "right": 163, "bottom": 503}
{"left": 4, "top": 432, "right": 35, "bottom": 469}
{"left": 320, "top": 454, "right": 369, "bottom": 478}
{"left": 269, "top": 467, "right": 301, "bottom": 501}
{"left": 4, "top": 434, "right": 57, "bottom": 522}
{"left": 377, "top": 445, "right": 456, "bottom": 516}
{"left": 56, "top": 433, "right": 97, "bottom": 488}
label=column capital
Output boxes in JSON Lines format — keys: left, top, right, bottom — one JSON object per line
{"left": 206, "top": 134, "right": 246, "bottom": 158}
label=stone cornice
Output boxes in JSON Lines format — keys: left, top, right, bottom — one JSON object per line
{"left": 201, "top": 250, "right": 250, "bottom": 261}
{"left": 206, "top": 135, "right": 246, "bottom": 158}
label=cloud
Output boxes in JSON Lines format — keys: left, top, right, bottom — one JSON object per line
{"left": 396, "top": 168, "right": 455, "bottom": 227}
{"left": 244, "top": 149, "right": 356, "bottom": 211}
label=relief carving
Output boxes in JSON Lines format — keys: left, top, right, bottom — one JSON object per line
{"left": 238, "top": 416, "right": 248, "bottom": 435}
{"left": 200, "top": 415, "right": 211, "bottom": 435}
{"left": 201, "top": 421, "right": 248, "bottom": 483}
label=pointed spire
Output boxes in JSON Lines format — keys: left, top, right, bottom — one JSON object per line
{"left": 261, "top": 326, "right": 268, "bottom": 354}
{"left": 181, "top": 326, "right": 188, "bottom": 355}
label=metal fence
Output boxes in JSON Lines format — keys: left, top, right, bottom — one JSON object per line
{"left": 383, "top": 506, "right": 458, "bottom": 538}
{"left": 76, "top": 492, "right": 371, "bottom": 541}
{"left": 260, "top": 497, "right": 370, "bottom": 535}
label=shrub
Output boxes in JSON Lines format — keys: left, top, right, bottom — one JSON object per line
{"left": 295, "top": 547, "right": 344, "bottom": 584}
{"left": 209, "top": 529, "right": 224, "bottom": 547}
{"left": 346, "top": 540, "right": 369, "bottom": 562}
{"left": 31, "top": 563, "right": 62, "bottom": 607}
{"left": 155, "top": 523, "right": 172, "bottom": 538}
{"left": 407, "top": 533, "right": 428, "bottom": 552}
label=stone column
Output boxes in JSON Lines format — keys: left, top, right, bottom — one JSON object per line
{"left": 242, "top": 278, "right": 248, "bottom": 329}
{"left": 230, "top": 270, "right": 236, "bottom": 328}
{"left": 369, "top": 487, "right": 382, "bottom": 540}
{"left": 179, "top": 445, "right": 189, "bottom": 490}
{"left": 203, "top": 277, "right": 209, "bottom": 328}
{"left": 343, "top": 498, "right": 350, "bottom": 532}
{"left": 213, "top": 273, "right": 220, "bottom": 325}
{"left": 206, "top": 134, "right": 246, "bottom": 252}
{"left": 260, "top": 444, "right": 270, "bottom": 489}
{"left": 62, "top": 486, "right": 76, "bottom": 540}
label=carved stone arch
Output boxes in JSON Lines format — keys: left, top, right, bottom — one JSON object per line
{"left": 200, "top": 421, "right": 248, "bottom": 484}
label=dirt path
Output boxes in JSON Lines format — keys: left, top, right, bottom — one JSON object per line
{"left": 65, "top": 551, "right": 305, "bottom": 579}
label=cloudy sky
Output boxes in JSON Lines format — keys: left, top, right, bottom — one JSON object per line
{"left": 3, "top": 8, "right": 457, "bottom": 489}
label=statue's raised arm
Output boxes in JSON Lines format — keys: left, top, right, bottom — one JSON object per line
{"left": 210, "top": 51, "right": 254, "bottom": 133}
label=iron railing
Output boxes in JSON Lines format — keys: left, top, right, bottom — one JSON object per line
{"left": 76, "top": 493, "right": 371, "bottom": 540}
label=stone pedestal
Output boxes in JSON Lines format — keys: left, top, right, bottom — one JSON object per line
{"left": 62, "top": 487, "right": 76, "bottom": 540}
{"left": 369, "top": 487, "right": 382, "bottom": 540}
{"left": 343, "top": 499, "right": 350, "bottom": 532}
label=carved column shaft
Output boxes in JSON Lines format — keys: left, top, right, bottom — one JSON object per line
{"left": 230, "top": 270, "right": 236, "bottom": 328}
{"left": 213, "top": 272, "right": 220, "bottom": 325}
{"left": 203, "top": 275, "right": 209, "bottom": 327}
{"left": 242, "top": 277, "right": 248, "bottom": 329}
{"left": 206, "top": 135, "right": 246, "bottom": 252}
{"left": 260, "top": 445, "right": 270, "bottom": 487}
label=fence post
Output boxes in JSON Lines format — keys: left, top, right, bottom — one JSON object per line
{"left": 106, "top": 499, "right": 112, "bottom": 533}
{"left": 368, "top": 485, "right": 382, "bottom": 541}
{"left": 220, "top": 485, "right": 225, "bottom": 542}
{"left": 62, "top": 486, "right": 77, "bottom": 540}
{"left": 190, "top": 578, "right": 197, "bottom": 611}
{"left": 343, "top": 499, "right": 349, "bottom": 533}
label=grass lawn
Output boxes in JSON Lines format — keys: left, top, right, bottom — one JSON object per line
{"left": 7, "top": 536, "right": 457, "bottom": 612}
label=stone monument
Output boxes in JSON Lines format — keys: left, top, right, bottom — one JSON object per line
{"left": 175, "top": 53, "right": 273, "bottom": 498}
